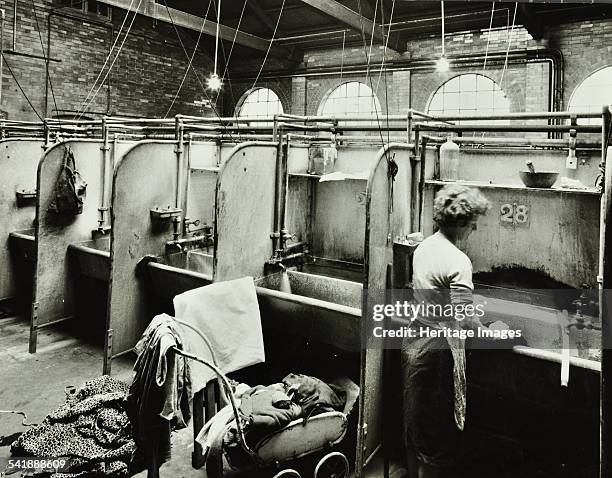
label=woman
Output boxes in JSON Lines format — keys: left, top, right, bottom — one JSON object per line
{"left": 402, "top": 184, "right": 490, "bottom": 478}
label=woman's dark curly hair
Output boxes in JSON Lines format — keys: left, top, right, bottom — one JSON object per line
{"left": 433, "top": 184, "right": 491, "bottom": 228}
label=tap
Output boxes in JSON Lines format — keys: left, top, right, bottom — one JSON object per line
{"left": 566, "top": 316, "right": 601, "bottom": 331}
{"left": 184, "top": 217, "right": 201, "bottom": 234}
{"left": 166, "top": 242, "right": 184, "bottom": 254}
{"left": 567, "top": 286, "right": 601, "bottom": 331}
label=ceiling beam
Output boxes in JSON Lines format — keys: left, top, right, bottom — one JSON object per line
{"left": 517, "top": 4, "right": 548, "bottom": 41}
{"left": 295, "top": 0, "right": 404, "bottom": 51}
{"left": 93, "top": 0, "right": 297, "bottom": 58}
{"left": 246, "top": 0, "right": 281, "bottom": 34}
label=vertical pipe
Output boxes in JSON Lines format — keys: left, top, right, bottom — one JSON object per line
{"left": 174, "top": 115, "right": 185, "bottom": 235}
{"left": 12, "top": 0, "right": 16, "bottom": 51}
{"left": 98, "top": 117, "right": 110, "bottom": 229}
{"left": 0, "top": 9, "right": 4, "bottom": 112}
{"left": 272, "top": 128, "right": 287, "bottom": 258}
{"left": 183, "top": 132, "right": 193, "bottom": 233}
{"left": 417, "top": 134, "right": 428, "bottom": 232}
{"left": 600, "top": 105, "right": 612, "bottom": 478}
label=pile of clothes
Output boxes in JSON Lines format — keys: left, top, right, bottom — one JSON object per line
{"left": 11, "top": 376, "right": 134, "bottom": 478}
{"left": 199, "top": 373, "right": 348, "bottom": 472}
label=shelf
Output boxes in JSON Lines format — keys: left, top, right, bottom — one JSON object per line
{"left": 289, "top": 172, "right": 321, "bottom": 178}
{"left": 423, "top": 179, "right": 600, "bottom": 196}
{"left": 191, "top": 166, "right": 219, "bottom": 173}
{"left": 289, "top": 172, "right": 368, "bottom": 181}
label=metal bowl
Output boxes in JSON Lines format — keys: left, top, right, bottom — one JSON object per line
{"left": 519, "top": 171, "right": 559, "bottom": 188}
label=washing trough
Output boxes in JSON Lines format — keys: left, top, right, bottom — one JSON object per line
{"left": 146, "top": 248, "right": 214, "bottom": 302}
{"left": 68, "top": 237, "right": 111, "bottom": 282}
{"left": 9, "top": 228, "right": 36, "bottom": 262}
{"left": 255, "top": 270, "right": 363, "bottom": 351}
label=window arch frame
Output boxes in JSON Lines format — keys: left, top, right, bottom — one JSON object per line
{"left": 317, "top": 81, "right": 383, "bottom": 121}
{"left": 568, "top": 64, "right": 612, "bottom": 125}
{"left": 425, "top": 73, "right": 511, "bottom": 120}
{"left": 235, "top": 87, "right": 285, "bottom": 120}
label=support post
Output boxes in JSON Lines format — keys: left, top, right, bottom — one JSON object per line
{"left": 28, "top": 301, "right": 38, "bottom": 353}
{"left": 600, "top": 105, "right": 612, "bottom": 477}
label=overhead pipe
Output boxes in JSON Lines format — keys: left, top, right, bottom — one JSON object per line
{"left": 415, "top": 123, "right": 601, "bottom": 133}
{"left": 230, "top": 48, "right": 562, "bottom": 80}
{"left": 423, "top": 134, "right": 600, "bottom": 149}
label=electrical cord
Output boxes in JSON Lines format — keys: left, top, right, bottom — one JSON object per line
{"left": 164, "top": 0, "right": 213, "bottom": 118}
{"left": 482, "top": 1, "right": 495, "bottom": 73}
{"left": 30, "top": 0, "right": 62, "bottom": 125}
{"left": 216, "top": 0, "right": 248, "bottom": 113}
{"left": 499, "top": 2, "right": 517, "bottom": 90}
{"left": 0, "top": 409, "right": 37, "bottom": 427}
{"left": 73, "top": 0, "right": 136, "bottom": 119}
{"left": 77, "top": 0, "right": 144, "bottom": 120}
{"left": 1, "top": 56, "right": 44, "bottom": 120}
{"left": 249, "top": 0, "right": 285, "bottom": 92}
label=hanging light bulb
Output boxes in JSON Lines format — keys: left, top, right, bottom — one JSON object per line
{"left": 436, "top": 55, "right": 450, "bottom": 73}
{"left": 208, "top": 0, "right": 223, "bottom": 92}
{"left": 207, "top": 73, "right": 222, "bottom": 91}
{"left": 437, "top": 0, "right": 450, "bottom": 73}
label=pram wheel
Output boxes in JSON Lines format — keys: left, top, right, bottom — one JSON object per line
{"left": 272, "top": 469, "right": 301, "bottom": 478}
{"left": 314, "top": 452, "right": 349, "bottom": 478}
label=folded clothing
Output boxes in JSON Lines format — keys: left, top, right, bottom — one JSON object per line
{"left": 11, "top": 376, "right": 134, "bottom": 478}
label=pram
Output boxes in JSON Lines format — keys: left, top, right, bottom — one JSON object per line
{"left": 172, "top": 319, "right": 359, "bottom": 478}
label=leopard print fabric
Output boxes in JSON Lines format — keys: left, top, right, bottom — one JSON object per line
{"left": 11, "top": 376, "right": 134, "bottom": 478}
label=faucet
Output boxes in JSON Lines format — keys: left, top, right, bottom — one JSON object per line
{"left": 567, "top": 286, "right": 601, "bottom": 331}
{"left": 166, "top": 242, "right": 184, "bottom": 254}
{"left": 184, "top": 217, "right": 201, "bottom": 234}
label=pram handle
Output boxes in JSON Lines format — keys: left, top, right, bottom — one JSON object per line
{"left": 170, "top": 346, "right": 259, "bottom": 462}
{"left": 172, "top": 318, "right": 229, "bottom": 404}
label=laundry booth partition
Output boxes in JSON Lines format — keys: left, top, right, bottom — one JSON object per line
{"left": 0, "top": 138, "right": 46, "bottom": 306}
{"left": 103, "top": 140, "right": 271, "bottom": 374}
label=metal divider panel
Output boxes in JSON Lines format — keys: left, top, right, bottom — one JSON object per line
{"left": 214, "top": 143, "right": 277, "bottom": 282}
{"left": 35, "top": 140, "right": 104, "bottom": 325}
{"left": 0, "top": 139, "right": 45, "bottom": 300}
{"left": 357, "top": 146, "right": 413, "bottom": 475}
{"left": 107, "top": 142, "right": 178, "bottom": 358}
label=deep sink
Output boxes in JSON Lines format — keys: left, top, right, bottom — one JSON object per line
{"left": 476, "top": 292, "right": 601, "bottom": 366}
{"left": 255, "top": 270, "right": 363, "bottom": 351}
{"left": 146, "top": 248, "right": 214, "bottom": 302}
{"left": 9, "top": 228, "right": 36, "bottom": 262}
{"left": 69, "top": 238, "right": 111, "bottom": 281}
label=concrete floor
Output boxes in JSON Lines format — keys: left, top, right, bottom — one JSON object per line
{"left": 0, "top": 315, "right": 406, "bottom": 478}
{"left": 0, "top": 315, "right": 201, "bottom": 478}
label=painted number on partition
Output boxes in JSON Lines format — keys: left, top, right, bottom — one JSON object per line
{"left": 500, "top": 202, "right": 530, "bottom": 227}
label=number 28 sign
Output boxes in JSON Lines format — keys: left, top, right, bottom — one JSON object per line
{"left": 500, "top": 202, "right": 530, "bottom": 227}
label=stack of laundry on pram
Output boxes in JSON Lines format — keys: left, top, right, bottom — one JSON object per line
{"left": 199, "top": 373, "right": 359, "bottom": 476}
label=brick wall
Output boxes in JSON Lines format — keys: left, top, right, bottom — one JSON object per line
{"left": 228, "top": 18, "right": 612, "bottom": 121}
{"left": 0, "top": 0, "right": 218, "bottom": 120}
{"left": 4, "top": 3, "right": 611, "bottom": 122}
{"left": 551, "top": 20, "right": 612, "bottom": 109}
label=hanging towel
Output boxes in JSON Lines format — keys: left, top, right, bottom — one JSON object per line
{"left": 173, "top": 276, "right": 265, "bottom": 395}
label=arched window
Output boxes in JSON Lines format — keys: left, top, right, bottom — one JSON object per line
{"left": 236, "top": 88, "right": 284, "bottom": 119}
{"left": 427, "top": 74, "right": 510, "bottom": 119}
{"left": 319, "top": 82, "right": 382, "bottom": 121}
{"left": 569, "top": 66, "right": 612, "bottom": 125}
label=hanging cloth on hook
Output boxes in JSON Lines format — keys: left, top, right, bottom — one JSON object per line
{"left": 48, "top": 145, "right": 87, "bottom": 215}
{"left": 387, "top": 151, "right": 398, "bottom": 214}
